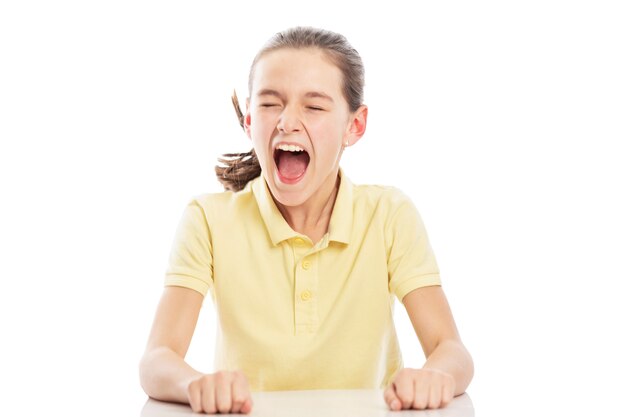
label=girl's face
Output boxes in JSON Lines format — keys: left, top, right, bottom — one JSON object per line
{"left": 244, "top": 48, "right": 367, "bottom": 207}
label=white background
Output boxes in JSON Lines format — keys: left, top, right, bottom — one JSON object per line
{"left": 1, "top": 1, "right": 625, "bottom": 416}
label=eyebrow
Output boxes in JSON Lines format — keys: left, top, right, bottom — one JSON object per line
{"left": 256, "top": 89, "right": 334, "bottom": 102}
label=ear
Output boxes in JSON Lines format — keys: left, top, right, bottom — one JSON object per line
{"left": 244, "top": 97, "right": 252, "bottom": 139}
{"left": 344, "top": 104, "right": 368, "bottom": 147}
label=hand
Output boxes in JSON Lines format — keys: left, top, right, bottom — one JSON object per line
{"left": 186, "top": 370, "right": 253, "bottom": 414}
{"left": 384, "top": 368, "right": 455, "bottom": 410}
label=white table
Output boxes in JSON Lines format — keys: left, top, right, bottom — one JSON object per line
{"left": 141, "top": 389, "right": 474, "bottom": 416}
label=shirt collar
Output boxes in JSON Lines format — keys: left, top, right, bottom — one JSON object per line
{"left": 251, "top": 168, "right": 353, "bottom": 246}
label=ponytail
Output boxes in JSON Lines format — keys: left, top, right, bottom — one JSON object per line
{"left": 215, "top": 90, "right": 262, "bottom": 192}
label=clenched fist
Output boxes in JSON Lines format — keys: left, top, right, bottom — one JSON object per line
{"left": 186, "top": 370, "right": 253, "bottom": 414}
{"left": 384, "top": 368, "right": 456, "bottom": 410}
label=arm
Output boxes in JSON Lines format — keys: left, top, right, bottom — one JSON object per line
{"left": 384, "top": 285, "right": 474, "bottom": 410}
{"left": 139, "top": 286, "right": 204, "bottom": 403}
{"left": 139, "top": 286, "right": 253, "bottom": 414}
{"left": 403, "top": 285, "right": 473, "bottom": 395}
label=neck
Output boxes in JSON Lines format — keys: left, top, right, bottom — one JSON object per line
{"left": 274, "top": 170, "right": 340, "bottom": 242}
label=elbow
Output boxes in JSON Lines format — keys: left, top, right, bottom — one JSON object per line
{"left": 465, "top": 350, "right": 475, "bottom": 388}
{"left": 431, "top": 338, "right": 474, "bottom": 395}
{"left": 456, "top": 341, "right": 474, "bottom": 395}
{"left": 138, "top": 353, "right": 150, "bottom": 396}
{"left": 138, "top": 348, "right": 159, "bottom": 398}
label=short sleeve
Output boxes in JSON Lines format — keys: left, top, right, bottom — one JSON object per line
{"left": 386, "top": 191, "right": 441, "bottom": 302}
{"left": 164, "top": 199, "right": 213, "bottom": 297}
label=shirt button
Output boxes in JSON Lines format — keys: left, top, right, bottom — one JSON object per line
{"left": 302, "top": 260, "right": 312, "bottom": 270}
{"left": 294, "top": 238, "right": 305, "bottom": 246}
{"left": 301, "top": 290, "right": 312, "bottom": 301}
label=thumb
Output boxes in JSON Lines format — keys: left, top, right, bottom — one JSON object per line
{"left": 384, "top": 384, "right": 402, "bottom": 411}
{"left": 241, "top": 397, "right": 253, "bottom": 414}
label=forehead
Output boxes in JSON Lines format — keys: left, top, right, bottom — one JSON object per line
{"left": 251, "top": 48, "right": 344, "bottom": 99}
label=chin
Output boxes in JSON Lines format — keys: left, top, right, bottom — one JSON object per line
{"left": 267, "top": 180, "right": 311, "bottom": 208}
{"left": 261, "top": 162, "right": 311, "bottom": 203}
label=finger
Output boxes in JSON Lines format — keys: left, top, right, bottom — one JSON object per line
{"left": 383, "top": 385, "right": 401, "bottom": 411}
{"left": 441, "top": 378, "right": 455, "bottom": 407}
{"left": 230, "top": 371, "right": 251, "bottom": 414}
{"left": 200, "top": 377, "right": 217, "bottom": 414}
{"left": 412, "top": 374, "right": 430, "bottom": 410}
{"left": 427, "top": 378, "right": 442, "bottom": 409}
{"left": 215, "top": 371, "right": 234, "bottom": 414}
{"left": 187, "top": 381, "right": 203, "bottom": 413}
{"left": 393, "top": 370, "right": 416, "bottom": 409}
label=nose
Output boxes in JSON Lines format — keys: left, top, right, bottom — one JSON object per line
{"left": 276, "top": 106, "right": 302, "bottom": 134}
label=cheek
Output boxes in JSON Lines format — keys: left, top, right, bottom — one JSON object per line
{"left": 309, "top": 118, "right": 346, "bottom": 146}
{"left": 249, "top": 115, "right": 275, "bottom": 166}
{"left": 251, "top": 111, "right": 278, "bottom": 135}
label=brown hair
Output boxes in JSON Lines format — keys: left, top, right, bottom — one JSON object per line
{"left": 215, "top": 26, "right": 365, "bottom": 192}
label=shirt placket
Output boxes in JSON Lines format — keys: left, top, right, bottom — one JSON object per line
{"left": 291, "top": 236, "right": 326, "bottom": 335}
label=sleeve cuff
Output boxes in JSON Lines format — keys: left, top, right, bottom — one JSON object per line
{"left": 164, "top": 274, "right": 210, "bottom": 297}
{"left": 393, "top": 273, "right": 441, "bottom": 302}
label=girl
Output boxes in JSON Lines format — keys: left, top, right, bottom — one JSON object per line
{"left": 139, "top": 26, "right": 473, "bottom": 414}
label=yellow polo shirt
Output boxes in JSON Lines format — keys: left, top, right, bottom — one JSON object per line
{"left": 164, "top": 169, "right": 441, "bottom": 391}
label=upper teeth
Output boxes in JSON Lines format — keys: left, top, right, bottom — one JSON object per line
{"left": 277, "top": 144, "right": 305, "bottom": 152}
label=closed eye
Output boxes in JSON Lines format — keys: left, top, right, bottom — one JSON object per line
{"left": 307, "top": 106, "right": 324, "bottom": 111}
{"left": 260, "top": 103, "right": 280, "bottom": 108}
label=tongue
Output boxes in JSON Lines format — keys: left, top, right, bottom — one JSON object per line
{"left": 277, "top": 151, "right": 309, "bottom": 179}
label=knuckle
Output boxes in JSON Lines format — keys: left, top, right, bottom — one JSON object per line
{"left": 188, "top": 401, "right": 200, "bottom": 413}
{"left": 200, "top": 374, "right": 213, "bottom": 386}
{"left": 428, "top": 398, "right": 441, "bottom": 409}
{"left": 231, "top": 394, "right": 245, "bottom": 405}
{"left": 414, "top": 401, "right": 427, "bottom": 410}
{"left": 396, "top": 389, "right": 411, "bottom": 403}
{"left": 187, "top": 379, "right": 198, "bottom": 393}
{"left": 214, "top": 370, "right": 232, "bottom": 385}
{"left": 413, "top": 397, "right": 428, "bottom": 410}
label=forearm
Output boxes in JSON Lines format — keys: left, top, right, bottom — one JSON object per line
{"left": 139, "top": 346, "right": 203, "bottom": 404}
{"left": 422, "top": 339, "right": 474, "bottom": 396}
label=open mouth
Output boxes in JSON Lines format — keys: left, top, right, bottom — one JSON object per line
{"left": 273, "top": 145, "right": 311, "bottom": 182}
